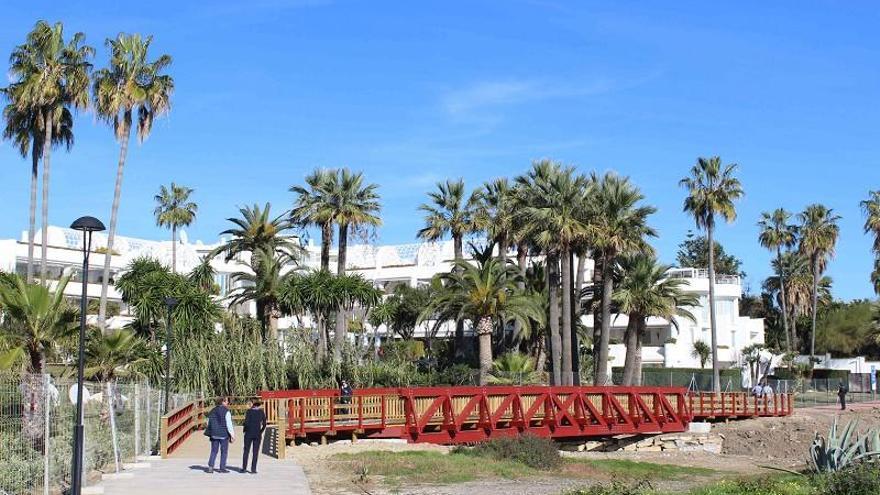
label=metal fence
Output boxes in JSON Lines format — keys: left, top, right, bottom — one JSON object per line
{"left": 0, "top": 374, "right": 196, "bottom": 495}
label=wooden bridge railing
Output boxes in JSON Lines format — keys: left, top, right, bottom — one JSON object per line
{"left": 688, "top": 392, "right": 793, "bottom": 418}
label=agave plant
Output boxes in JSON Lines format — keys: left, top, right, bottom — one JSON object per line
{"left": 810, "top": 418, "right": 880, "bottom": 473}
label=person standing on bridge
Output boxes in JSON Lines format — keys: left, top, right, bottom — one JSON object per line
{"left": 205, "top": 397, "right": 235, "bottom": 473}
{"left": 242, "top": 399, "right": 267, "bottom": 474}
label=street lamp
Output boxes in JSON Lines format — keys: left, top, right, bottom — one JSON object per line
{"left": 163, "top": 296, "right": 178, "bottom": 414}
{"left": 69, "top": 216, "right": 105, "bottom": 495}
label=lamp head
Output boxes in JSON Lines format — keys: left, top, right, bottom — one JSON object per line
{"left": 70, "top": 216, "right": 106, "bottom": 233}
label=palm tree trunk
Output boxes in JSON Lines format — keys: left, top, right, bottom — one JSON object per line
{"left": 597, "top": 253, "right": 614, "bottom": 385}
{"left": 707, "top": 223, "right": 721, "bottom": 393}
{"left": 320, "top": 222, "right": 332, "bottom": 271}
{"left": 547, "top": 253, "right": 562, "bottom": 386}
{"left": 316, "top": 314, "right": 326, "bottom": 362}
{"left": 27, "top": 147, "right": 38, "bottom": 284}
{"left": 621, "top": 315, "right": 639, "bottom": 386}
{"left": 39, "top": 108, "right": 54, "bottom": 284}
{"left": 634, "top": 320, "right": 644, "bottom": 386}
{"left": 560, "top": 247, "right": 573, "bottom": 385}
{"left": 571, "top": 251, "right": 581, "bottom": 385}
{"left": 592, "top": 256, "right": 603, "bottom": 381}
{"left": 498, "top": 237, "right": 508, "bottom": 265}
{"left": 453, "top": 235, "right": 466, "bottom": 357}
{"left": 268, "top": 304, "right": 279, "bottom": 342}
{"left": 334, "top": 223, "right": 348, "bottom": 362}
{"left": 171, "top": 225, "right": 177, "bottom": 273}
{"left": 776, "top": 248, "right": 790, "bottom": 352}
{"left": 99, "top": 118, "right": 132, "bottom": 328}
{"left": 477, "top": 316, "right": 494, "bottom": 385}
{"left": 809, "top": 256, "right": 819, "bottom": 364}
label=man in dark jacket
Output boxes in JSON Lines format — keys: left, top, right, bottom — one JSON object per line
{"left": 206, "top": 397, "right": 234, "bottom": 473}
{"left": 242, "top": 399, "right": 267, "bottom": 474}
{"left": 838, "top": 382, "right": 848, "bottom": 410}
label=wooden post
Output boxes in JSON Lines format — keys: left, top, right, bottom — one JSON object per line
{"left": 160, "top": 416, "right": 170, "bottom": 458}
{"left": 276, "top": 401, "right": 287, "bottom": 458}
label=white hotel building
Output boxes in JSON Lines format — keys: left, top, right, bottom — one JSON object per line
{"left": 0, "top": 226, "right": 765, "bottom": 371}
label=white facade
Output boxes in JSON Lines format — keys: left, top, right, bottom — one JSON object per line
{"left": 0, "top": 227, "right": 765, "bottom": 370}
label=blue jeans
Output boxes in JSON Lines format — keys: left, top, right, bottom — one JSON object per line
{"left": 208, "top": 438, "right": 229, "bottom": 470}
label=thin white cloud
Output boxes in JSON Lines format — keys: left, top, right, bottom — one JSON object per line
{"left": 441, "top": 78, "right": 616, "bottom": 117}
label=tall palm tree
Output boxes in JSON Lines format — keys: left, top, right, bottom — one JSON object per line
{"left": 680, "top": 156, "right": 743, "bottom": 392}
{"left": 757, "top": 209, "right": 798, "bottom": 351}
{"left": 1, "top": 92, "right": 73, "bottom": 283}
{"left": 324, "top": 169, "right": 381, "bottom": 361}
{"left": 475, "top": 178, "right": 516, "bottom": 264}
{"left": 6, "top": 21, "right": 93, "bottom": 283}
{"left": 0, "top": 275, "right": 77, "bottom": 373}
{"left": 861, "top": 191, "right": 880, "bottom": 295}
{"left": 612, "top": 254, "right": 697, "bottom": 385}
{"left": 94, "top": 33, "right": 173, "bottom": 327}
{"left": 290, "top": 168, "right": 337, "bottom": 271}
{"left": 798, "top": 204, "right": 840, "bottom": 363}
{"left": 418, "top": 178, "right": 478, "bottom": 355}
{"left": 423, "top": 255, "right": 544, "bottom": 385}
{"left": 516, "top": 161, "right": 593, "bottom": 385}
{"left": 589, "top": 172, "right": 656, "bottom": 385}
{"left": 153, "top": 182, "right": 197, "bottom": 273}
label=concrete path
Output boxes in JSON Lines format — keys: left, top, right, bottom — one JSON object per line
{"left": 97, "top": 426, "right": 312, "bottom": 495}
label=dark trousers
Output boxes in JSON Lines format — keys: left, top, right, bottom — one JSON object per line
{"left": 840, "top": 395, "right": 846, "bottom": 410}
{"left": 243, "top": 436, "right": 261, "bottom": 472}
{"left": 208, "top": 438, "right": 229, "bottom": 469}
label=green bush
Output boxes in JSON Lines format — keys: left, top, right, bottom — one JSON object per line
{"left": 813, "top": 464, "right": 880, "bottom": 495}
{"left": 688, "top": 477, "right": 812, "bottom": 495}
{"left": 453, "top": 434, "right": 561, "bottom": 470}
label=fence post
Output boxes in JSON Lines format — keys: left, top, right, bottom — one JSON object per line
{"left": 108, "top": 381, "right": 121, "bottom": 473}
{"left": 160, "top": 415, "right": 169, "bottom": 458}
{"left": 277, "top": 400, "right": 287, "bottom": 459}
{"left": 134, "top": 383, "right": 141, "bottom": 458}
{"left": 43, "top": 374, "right": 51, "bottom": 495}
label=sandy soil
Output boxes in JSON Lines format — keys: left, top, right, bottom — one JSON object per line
{"left": 288, "top": 402, "right": 880, "bottom": 495}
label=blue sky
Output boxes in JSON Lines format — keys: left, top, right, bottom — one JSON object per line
{"left": 1, "top": 1, "right": 878, "bottom": 300}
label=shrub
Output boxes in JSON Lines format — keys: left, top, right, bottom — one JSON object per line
{"left": 814, "top": 463, "right": 880, "bottom": 495}
{"left": 454, "top": 434, "right": 562, "bottom": 470}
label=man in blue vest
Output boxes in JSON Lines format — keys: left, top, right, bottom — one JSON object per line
{"left": 205, "top": 397, "right": 235, "bottom": 473}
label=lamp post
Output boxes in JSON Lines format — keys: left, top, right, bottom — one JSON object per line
{"left": 163, "top": 296, "right": 178, "bottom": 414}
{"left": 69, "top": 216, "right": 105, "bottom": 495}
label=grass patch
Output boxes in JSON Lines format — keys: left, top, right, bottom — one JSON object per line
{"left": 565, "top": 459, "right": 715, "bottom": 480}
{"left": 333, "top": 450, "right": 538, "bottom": 486}
{"left": 333, "top": 449, "right": 717, "bottom": 489}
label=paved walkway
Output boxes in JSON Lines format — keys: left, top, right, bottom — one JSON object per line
{"left": 97, "top": 426, "right": 312, "bottom": 495}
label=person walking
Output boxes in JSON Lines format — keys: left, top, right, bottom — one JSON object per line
{"left": 838, "top": 381, "right": 848, "bottom": 410}
{"left": 339, "top": 379, "right": 353, "bottom": 416}
{"left": 205, "top": 397, "right": 234, "bottom": 473}
{"left": 242, "top": 399, "right": 267, "bottom": 474}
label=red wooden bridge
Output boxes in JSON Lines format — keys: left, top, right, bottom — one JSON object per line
{"left": 158, "top": 385, "right": 793, "bottom": 457}
{"left": 262, "top": 385, "right": 793, "bottom": 445}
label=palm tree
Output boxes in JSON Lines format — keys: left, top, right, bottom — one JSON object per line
{"left": 188, "top": 257, "right": 218, "bottom": 294}
{"left": 418, "top": 178, "right": 479, "bottom": 355}
{"left": 589, "top": 172, "right": 656, "bottom": 385}
{"left": 692, "top": 341, "right": 711, "bottom": 369}
{"left": 798, "top": 204, "right": 841, "bottom": 363}
{"left": 212, "top": 203, "right": 301, "bottom": 265}
{"left": 153, "top": 183, "right": 197, "bottom": 273}
{"left": 324, "top": 169, "right": 381, "bottom": 361}
{"left": 861, "top": 191, "right": 880, "bottom": 295}
{"left": 290, "top": 168, "right": 337, "bottom": 271}
{"left": 515, "top": 161, "right": 593, "bottom": 385}
{"left": 229, "top": 248, "right": 291, "bottom": 341}
{"left": 94, "top": 33, "right": 173, "bottom": 327}
{"left": 423, "top": 255, "right": 544, "bottom": 385}
{"left": 84, "top": 328, "right": 148, "bottom": 382}
{"left": 680, "top": 156, "right": 743, "bottom": 392}
{"left": 489, "top": 352, "right": 539, "bottom": 385}
{"left": 0, "top": 275, "right": 77, "bottom": 372}
{"left": 757, "top": 209, "right": 798, "bottom": 351}
{"left": 2, "top": 94, "right": 72, "bottom": 283}
{"left": 475, "top": 178, "right": 516, "bottom": 263}
{"left": 6, "top": 21, "right": 93, "bottom": 283}
{"left": 613, "top": 254, "right": 697, "bottom": 385}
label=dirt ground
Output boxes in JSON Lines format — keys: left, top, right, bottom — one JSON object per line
{"left": 288, "top": 402, "right": 880, "bottom": 495}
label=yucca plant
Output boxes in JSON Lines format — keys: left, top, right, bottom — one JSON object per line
{"left": 810, "top": 418, "right": 880, "bottom": 473}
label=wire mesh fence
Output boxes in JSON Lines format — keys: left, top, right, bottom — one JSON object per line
{"left": 0, "top": 374, "right": 197, "bottom": 495}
